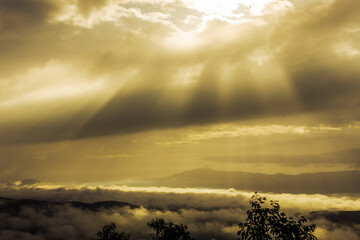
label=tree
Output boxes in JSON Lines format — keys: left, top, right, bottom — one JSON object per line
{"left": 238, "top": 193, "right": 317, "bottom": 240}
{"left": 147, "top": 218, "right": 195, "bottom": 240}
{"left": 95, "top": 222, "right": 131, "bottom": 240}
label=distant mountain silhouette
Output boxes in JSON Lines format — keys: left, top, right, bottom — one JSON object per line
{"left": 310, "top": 211, "right": 360, "bottom": 227}
{"left": 0, "top": 197, "right": 139, "bottom": 214}
{"left": 147, "top": 168, "right": 360, "bottom": 194}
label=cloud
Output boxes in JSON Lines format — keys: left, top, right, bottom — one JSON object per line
{"left": 203, "top": 148, "right": 360, "bottom": 167}
{"left": 145, "top": 168, "right": 360, "bottom": 194}
{"left": 0, "top": 0, "right": 59, "bottom": 31}
{"left": 0, "top": 202, "right": 243, "bottom": 240}
{"left": 0, "top": 3, "right": 358, "bottom": 238}
{"left": 1, "top": 184, "right": 360, "bottom": 212}
{"left": 0, "top": 0, "right": 359, "bottom": 143}
{"left": 1, "top": 0, "right": 359, "bottom": 143}
{"left": 76, "top": 0, "right": 360, "bottom": 139}
{"left": 76, "top": 0, "right": 110, "bottom": 16}
{"left": 0, "top": 186, "right": 359, "bottom": 239}
{"left": 314, "top": 219, "right": 360, "bottom": 240}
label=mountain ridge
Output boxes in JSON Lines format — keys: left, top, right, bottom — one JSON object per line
{"left": 146, "top": 168, "right": 360, "bottom": 194}
{"left": 0, "top": 197, "right": 139, "bottom": 213}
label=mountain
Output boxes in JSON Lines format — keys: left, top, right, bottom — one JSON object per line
{"left": 146, "top": 168, "right": 360, "bottom": 194}
{"left": 0, "top": 197, "right": 139, "bottom": 214}
{"left": 311, "top": 211, "right": 360, "bottom": 227}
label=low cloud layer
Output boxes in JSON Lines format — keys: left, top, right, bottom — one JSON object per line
{"left": 0, "top": 185, "right": 359, "bottom": 239}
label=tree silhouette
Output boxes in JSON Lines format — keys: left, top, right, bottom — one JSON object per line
{"left": 95, "top": 222, "right": 131, "bottom": 240}
{"left": 238, "top": 193, "right": 317, "bottom": 240}
{"left": 147, "top": 218, "right": 195, "bottom": 240}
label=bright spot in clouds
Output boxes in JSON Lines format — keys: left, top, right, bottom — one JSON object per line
{"left": 187, "top": 0, "right": 241, "bottom": 16}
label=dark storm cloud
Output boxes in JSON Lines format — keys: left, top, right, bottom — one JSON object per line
{"left": 290, "top": 63, "right": 360, "bottom": 110}
{"left": 0, "top": 0, "right": 66, "bottom": 76}
{"left": 77, "top": 87, "right": 183, "bottom": 138}
{"left": 271, "top": 0, "right": 360, "bottom": 111}
{"left": 0, "top": 0, "right": 58, "bottom": 31}
{"left": 77, "top": 60, "right": 286, "bottom": 140}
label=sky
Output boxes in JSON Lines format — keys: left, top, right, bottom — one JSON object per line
{"left": 1, "top": 0, "right": 360, "bottom": 180}
{"left": 1, "top": 0, "right": 360, "bottom": 239}
{"left": 1, "top": 0, "right": 360, "bottom": 183}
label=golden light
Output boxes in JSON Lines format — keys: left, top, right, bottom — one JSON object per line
{"left": 187, "top": 0, "right": 241, "bottom": 16}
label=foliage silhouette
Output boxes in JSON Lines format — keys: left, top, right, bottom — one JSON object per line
{"left": 238, "top": 193, "right": 317, "bottom": 240}
{"left": 95, "top": 222, "right": 131, "bottom": 240}
{"left": 147, "top": 218, "right": 195, "bottom": 240}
